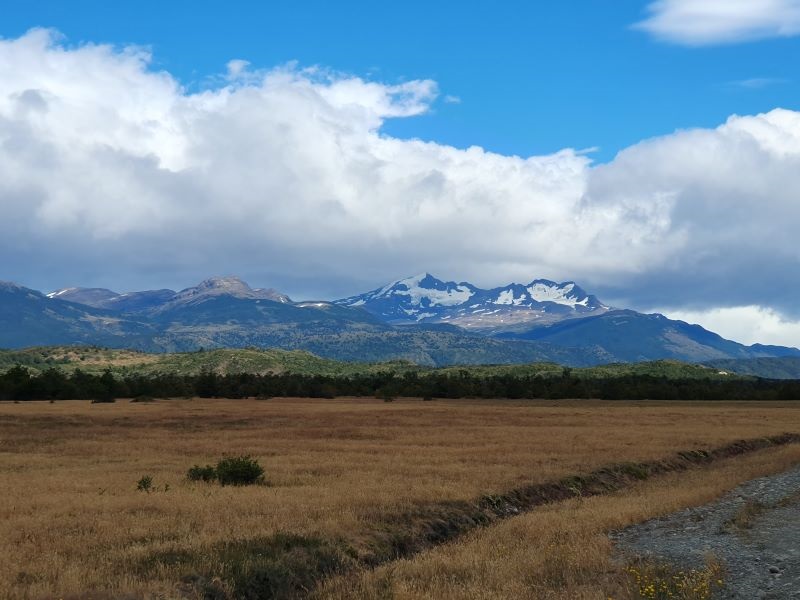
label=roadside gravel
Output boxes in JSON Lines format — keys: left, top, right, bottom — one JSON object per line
{"left": 612, "top": 465, "right": 800, "bottom": 599}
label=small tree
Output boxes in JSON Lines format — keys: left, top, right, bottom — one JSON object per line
{"left": 215, "top": 455, "right": 265, "bottom": 486}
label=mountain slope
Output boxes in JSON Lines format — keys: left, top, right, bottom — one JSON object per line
{"left": 0, "top": 282, "right": 154, "bottom": 348}
{"left": 49, "top": 287, "right": 177, "bottom": 312}
{"left": 47, "top": 287, "right": 120, "bottom": 307}
{"left": 500, "top": 310, "right": 800, "bottom": 363}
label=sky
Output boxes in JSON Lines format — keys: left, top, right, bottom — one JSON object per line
{"left": 1, "top": 0, "right": 800, "bottom": 346}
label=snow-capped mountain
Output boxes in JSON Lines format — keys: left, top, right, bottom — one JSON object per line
{"left": 335, "top": 273, "right": 608, "bottom": 331}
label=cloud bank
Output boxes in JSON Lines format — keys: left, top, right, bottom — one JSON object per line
{"left": 635, "top": 0, "right": 800, "bottom": 45}
{"left": 660, "top": 306, "right": 800, "bottom": 348}
{"left": 2, "top": 29, "right": 800, "bottom": 345}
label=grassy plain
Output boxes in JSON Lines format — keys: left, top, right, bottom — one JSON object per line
{"left": 1, "top": 398, "right": 799, "bottom": 598}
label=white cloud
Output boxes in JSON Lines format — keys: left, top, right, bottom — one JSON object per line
{"left": 729, "top": 77, "right": 789, "bottom": 89}
{"left": 659, "top": 306, "right": 800, "bottom": 347}
{"left": 635, "top": 0, "right": 800, "bottom": 45}
{"left": 226, "top": 59, "right": 250, "bottom": 79}
{"left": 2, "top": 28, "right": 800, "bottom": 348}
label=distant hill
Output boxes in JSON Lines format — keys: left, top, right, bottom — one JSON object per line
{"left": 703, "top": 357, "right": 800, "bottom": 379}
{"left": 0, "top": 346, "right": 747, "bottom": 381}
{"left": 0, "top": 346, "right": 413, "bottom": 377}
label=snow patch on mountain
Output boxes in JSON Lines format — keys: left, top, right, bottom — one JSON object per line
{"left": 47, "top": 288, "right": 78, "bottom": 298}
{"left": 527, "top": 281, "right": 590, "bottom": 307}
{"left": 392, "top": 274, "right": 474, "bottom": 307}
{"left": 370, "top": 273, "right": 474, "bottom": 307}
{"left": 495, "top": 289, "right": 529, "bottom": 306}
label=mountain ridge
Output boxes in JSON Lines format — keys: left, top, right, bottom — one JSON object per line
{"left": 1, "top": 275, "right": 797, "bottom": 367}
{"left": 334, "top": 273, "right": 609, "bottom": 331}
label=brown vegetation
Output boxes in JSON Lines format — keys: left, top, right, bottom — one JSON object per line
{"left": 320, "top": 445, "right": 800, "bottom": 599}
{"left": 1, "top": 398, "right": 800, "bottom": 598}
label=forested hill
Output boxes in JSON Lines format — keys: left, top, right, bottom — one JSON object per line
{"left": 0, "top": 346, "right": 745, "bottom": 380}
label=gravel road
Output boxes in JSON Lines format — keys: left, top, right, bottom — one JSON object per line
{"left": 612, "top": 465, "right": 800, "bottom": 599}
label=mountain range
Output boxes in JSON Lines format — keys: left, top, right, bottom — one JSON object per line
{"left": 335, "top": 273, "right": 608, "bottom": 331}
{"left": 1, "top": 274, "right": 797, "bottom": 367}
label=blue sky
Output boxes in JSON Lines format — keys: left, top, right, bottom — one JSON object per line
{"left": 4, "top": 0, "right": 798, "bottom": 161}
{"left": 2, "top": 1, "right": 800, "bottom": 346}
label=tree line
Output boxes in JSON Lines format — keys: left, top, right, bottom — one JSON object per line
{"left": 2, "top": 365, "right": 800, "bottom": 401}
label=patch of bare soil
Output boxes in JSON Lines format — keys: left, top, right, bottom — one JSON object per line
{"left": 613, "top": 464, "right": 800, "bottom": 599}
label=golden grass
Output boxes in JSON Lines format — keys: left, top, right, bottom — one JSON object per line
{"left": 319, "top": 444, "right": 800, "bottom": 599}
{"left": 1, "top": 398, "right": 800, "bottom": 598}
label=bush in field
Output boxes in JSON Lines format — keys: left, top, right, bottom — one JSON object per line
{"left": 136, "top": 474, "right": 169, "bottom": 493}
{"left": 215, "top": 455, "right": 265, "bottom": 486}
{"left": 137, "top": 475, "right": 154, "bottom": 492}
{"left": 187, "top": 464, "right": 217, "bottom": 482}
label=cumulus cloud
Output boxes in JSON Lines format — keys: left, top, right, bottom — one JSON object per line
{"left": 659, "top": 306, "right": 800, "bottom": 347}
{"left": 587, "top": 108, "right": 800, "bottom": 313}
{"left": 2, "top": 28, "right": 800, "bottom": 345}
{"left": 635, "top": 0, "right": 800, "bottom": 45}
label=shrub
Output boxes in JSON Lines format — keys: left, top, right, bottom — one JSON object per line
{"left": 137, "top": 475, "right": 154, "bottom": 492}
{"left": 187, "top": 464, "right": 218, "bottom": 482}
{"left": 137, "top": 475, "right": 169, "bottom": 493}
{"left": 215, "top": 455, "right": 265, "bottom": 486}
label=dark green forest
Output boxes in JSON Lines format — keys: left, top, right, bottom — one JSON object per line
{"left": 2, "top": 365, "right": 800, "bottom": 402}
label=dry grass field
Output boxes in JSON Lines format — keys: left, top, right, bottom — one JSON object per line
{"left": 2, "top": 398, "right": 800, "bottom": 599}
{"left": 320, "top": 444, "right": 800, "bottom": 599}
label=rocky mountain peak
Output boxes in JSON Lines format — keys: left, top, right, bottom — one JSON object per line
{"left": 172, "top": 276, "right": 291, "bottom": 305}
